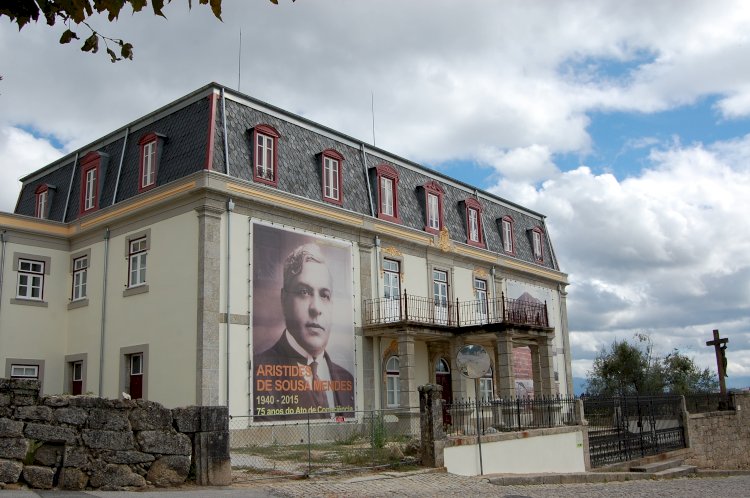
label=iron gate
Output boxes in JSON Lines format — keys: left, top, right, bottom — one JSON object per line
{"left": 583, "top": 395, "right": 686, "bottom": 467}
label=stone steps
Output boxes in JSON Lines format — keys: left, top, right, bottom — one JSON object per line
{"left": 630, "top": 459, "right": 685, "bottom": 473}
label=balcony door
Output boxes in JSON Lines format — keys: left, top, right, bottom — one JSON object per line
{"left": 436, "top": 358, "right": 453, "bottom": 426}
{"left": 382, "top": 259, "right": 401, "bottom": 322}
{"left": 433, "top": 269, "right": 448, "bottom": 324}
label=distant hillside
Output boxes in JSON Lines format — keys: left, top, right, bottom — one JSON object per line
{"left": 572, "top": 376, "right": 749, "bottom": 396}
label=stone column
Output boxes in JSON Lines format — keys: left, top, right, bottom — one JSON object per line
{"left": 196, "top": 204, "right": 224, "bottom": 406}
{"left": 558, "top": 284, "right": 574, "bottom": 395}
{"left": 539, "top": 334, "right": 556, "bottom": 396}
{"left": 529, "top": 344, "right": 542, "bottom": 398}
{"left": 418, "top": 384, "right": 445, "bottom": 467}
{"left": 398, "top": 331, "right": 419, "bottom": 408}
{"left": 495, "top": 333, "right": 515, "bottom": 398}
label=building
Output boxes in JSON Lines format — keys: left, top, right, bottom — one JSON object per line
{"left": 0, "top": 83, "right": 572, "bottom": 420}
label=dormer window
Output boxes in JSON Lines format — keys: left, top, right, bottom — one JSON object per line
{"left": 79, "top": 151, "right": 107, "bottom": 216}
{"left": 138, "top": 133, "right": 163, "bottom": 192}
{"left": 321, "top": 149, "right": 344, "bottom": 205}
{"left": 531, "top": 227, "right": 545, "bottom": 262}
{"left": 34, "top": 185, "right": 49, "bottom": 219}
{"left": 463, "top": 198, "right": 485, "bottom": 248}
{"left": 251, "top": 124, "right": 280, "bottom": 187}
{"left": 501, "top": 216, "right": 515, "bottom": 254}
{"left": 422, "top": 180, "right": 444, "bottom": 234}
{"left": 374, "top": 164, "right": 401, "bottom": 223}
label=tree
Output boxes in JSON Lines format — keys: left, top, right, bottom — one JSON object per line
{"left": 1, "top": 1, "right": 290, "bottom": 63}
{"left": 586, "top": 334, "right": 718, "bottom": 396}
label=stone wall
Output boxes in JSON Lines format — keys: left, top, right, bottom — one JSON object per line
{"left": 0, "top": 378, "right": 230, "bottom": 490}
{"left": 684, "top": 393, "right": 750, "bottom": 469}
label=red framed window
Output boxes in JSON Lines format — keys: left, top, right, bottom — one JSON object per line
{"left": 321, "top": 149, "right": 344, "bottom": 205}
{"left": 531, "top": 227, "right": 545, "bottom": 262}
{"left": 34, "top": 185, "right": 49, "bottom": 219}
{"left": 422, "top": 180, "right": 444, "bottom": 234}
{"left": 251, "top": 124, "right": 280, "bottom": 187}
{"left": 79, "top": 152, "right": 101, "bottom": 216}
{"left": 138, "top": 133, "right": 159, "bottom": 192}
{"left": 463, "top": 198, "right": 485, "bottom": 248}
{"left": 374, "top": 164, "right": 401, "bottom": 223}
{"left": 501, "top": 216, "right": 515, "bottom": 255}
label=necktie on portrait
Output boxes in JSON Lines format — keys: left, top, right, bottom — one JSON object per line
{"left": 310, "top": 360, "right": 329, "bottom": 409}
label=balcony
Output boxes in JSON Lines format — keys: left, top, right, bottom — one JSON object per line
{"left": 363, "top": 292, "right": 549, "bottom": 330}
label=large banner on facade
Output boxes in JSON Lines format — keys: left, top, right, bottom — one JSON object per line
{"left": 252, "top": 222, "right": 355, "bottom": 420}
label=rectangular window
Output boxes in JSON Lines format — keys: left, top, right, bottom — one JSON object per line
{"left": 128, "top": 237, "right": 148, "bottom": 288}
{"left": 468, "top": 208, "right": 479, "bottom": 242}
{"left": 11, "top": 364, "right": 39, "bottom": 379}
{"left": 71, "top": 361, "right": 83, "bottom": 395}
{"left": 323, "top": 156, "right": 340, "bottom": 201}
{"left": 427, "top": 193, "right": 439, "bottom": 230}
{"left": 474, "top": 278, "right": 487, "bottom": 318}
{"left": 383, "top": 259, "right": 400, "bottom": 300}
{"left": 142, "top": 140, "right": 156, "bottom": 188}
{"left": 502, "top": 219, "right": 513, "bottom": 253}
{"left": 533, "top": 230, "right": 543, "bottom": 261}
{"left": 479, "top": 376, "right": 494, "bottom": 400}
{"left": 433, "top": 269, "right": 448, "bottom": 324}
{"left": 84, "top": 167, "right": 97, "bottom": 211}
{"left": 380, "top": 177, "right": 394, "bottom": 216}
{"left": 36, "top": 190, "right": 48, "bottom": 219}
{"left": 72, "top": 256, "right": 88, "bottom": 301}
{"left": 256, "top": 133, "right": 275, "bottom": 181}
{"left": 16, "top": 259, "right": 44, "bottom": 300}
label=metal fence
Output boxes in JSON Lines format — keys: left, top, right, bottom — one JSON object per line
{"left": 583, "top": 395, "right": 686, "bottom": 468}
{"left": 229, "top": 408, "right": 421, "bottom": 480}
{"left": 445, "top": 395, "right": 578, "bottom": 437}
{"left": 363, "top": 292, "right": 549, "bottom": 328}
{"left": 684, "top": 392, "right": 735, "bottom": 413}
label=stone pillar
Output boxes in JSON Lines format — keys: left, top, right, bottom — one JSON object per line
{"left": 196, "top": 205, "right": 224, "bottom": 406}
{"left": 418, "top": 384, "right": 445, "bottom": 468}
{"left": 539, "top": 334, "right": 556, "bottom": 396}
{"left": 398, "top": 332, "right": 419, "bottom": 408}
{"left": 575, "top": 398, "right": 592, "bottom": 471}
{"left": 558, "top": 284, "right": 574, "bottom": 396}
{"left": 530, "top": 344, "right": 542, "bottom": 398}
{"left": 175, "top": 405, "right": 231, "bottom": 486}
{"left": 495, "top": 333, "right": 515, "bottom": 398}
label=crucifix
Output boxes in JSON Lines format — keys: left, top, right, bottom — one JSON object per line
{"left": 705, "top": 329, "right": 728, "bottom": 397}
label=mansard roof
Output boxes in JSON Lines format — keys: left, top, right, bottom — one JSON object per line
{"left": 14, "top": 83, "right": 559, "bottom": 271}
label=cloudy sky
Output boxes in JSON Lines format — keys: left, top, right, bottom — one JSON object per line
{"left": 2, "top": 0, "right": 749, "bottom": 387}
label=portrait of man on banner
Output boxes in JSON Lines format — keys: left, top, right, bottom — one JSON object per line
{"left": 252, "top": 223, "right": 355, "bottom": 421}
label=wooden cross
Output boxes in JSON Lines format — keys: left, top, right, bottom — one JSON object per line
{"left": 706, "top": 329, "right": 728, "bottom": 397}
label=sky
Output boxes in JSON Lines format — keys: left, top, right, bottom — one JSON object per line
{"left": 2, "top": 0, "right": 749, "bottom": 388}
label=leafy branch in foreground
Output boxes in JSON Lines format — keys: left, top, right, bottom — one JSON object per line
{"left": 0, "top": 1, "right": 295, "bottom": 63}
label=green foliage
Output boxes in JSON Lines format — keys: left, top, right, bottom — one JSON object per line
{"left": 371, "top": 412, "right": 387, "bottom": 449}
{"left": 23, "top": 440, "right": 43, "bottom": 465}
{"left": 586, "top": 334, "right": 719, "bottom": 396}
{"left": 0, "top": 0, "right": 292, "bottom": 62}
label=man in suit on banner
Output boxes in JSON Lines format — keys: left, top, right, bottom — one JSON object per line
{"left": 254, "top": 243, "right": 354, "bottom": 420}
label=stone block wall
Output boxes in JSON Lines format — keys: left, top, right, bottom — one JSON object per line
{"left": 684, "top": 393, "right": 750, "bottom": 469}
{"left": 0, "top": 378, "right": 230, "bottom": 490}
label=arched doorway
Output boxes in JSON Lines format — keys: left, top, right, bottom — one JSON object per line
{"left": 435, "top": 357, "right": 452, "bottom": 426}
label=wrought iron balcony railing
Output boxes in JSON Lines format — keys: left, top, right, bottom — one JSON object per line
{"left": 362, "top": 291, "right": 549, "bottom": 328}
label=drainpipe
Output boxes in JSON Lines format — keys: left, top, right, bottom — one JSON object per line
{"left": 226, "top": 198, "right": 235, "bottom": 409}
{"left": 374, "top": 235, "right": 382, "bottom": 409}
{"left": 0, "top": 231, "right": 7, "bottom": 326}
{"left": 62, "top": 152, "right": 79, "bottom": 222}
{"left": 361, "top": 143, "right": 374, "bottom": 217}
{"left": 490, "top": 266, "right": 497, "bottom": 321}
{"left": 112, "top": 127, "right": 130, "bottom": 206}
{"left": 98, "top": 228, "right": 110, "bottom": 397}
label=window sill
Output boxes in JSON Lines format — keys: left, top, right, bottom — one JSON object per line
{"left": 123, "top": 285, "right": 149, "bottom": 297}
{"left": 68, "top": 298, "right": 89, "bottom": 310}
{"left": 11, "top": 298, "right": 48, "bottom": 308}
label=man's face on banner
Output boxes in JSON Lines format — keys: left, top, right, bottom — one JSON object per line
{"left": 282, "top": 260, "right": 333, "bottom": 357}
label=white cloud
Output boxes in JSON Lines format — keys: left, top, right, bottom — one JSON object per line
{"left": 0, "top": 127, "right": 63, "bottom": 212}
{"left": 477, "top": 145, "right": 559, "bottom": 183}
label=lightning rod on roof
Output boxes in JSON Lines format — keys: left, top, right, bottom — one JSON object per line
{"left": 238, "top": 29, "right": 242, "bottom": 92}
{"left": 371, "top": 91, "right": 376, "bottom": 146}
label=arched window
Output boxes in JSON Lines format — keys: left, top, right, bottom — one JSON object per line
{"left": 385, "top": 356, "right": 400, "bottom": 408}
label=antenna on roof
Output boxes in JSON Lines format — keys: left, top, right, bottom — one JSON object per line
{"left": 238, "top": 29, "right": 242, "bottom": 92}
{"left": 371, "top": 91, "right": 376, "bottom": 146}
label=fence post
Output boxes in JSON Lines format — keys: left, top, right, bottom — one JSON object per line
{"left": 576, "top": 398, "right": 592, "bottom": 471}
{"left": 455, "top": 298, "right": 460, "bottom": 326}
{"left": 402, "top": 289, "right": 407, "bottom": 321}
{"left": 306, "top": 412, "right": 312, "bottom": 476}
{"left": 418, "top": 384, "right": 445, "bottom": 468}
{"left": 501, "top": 292, "right": 506, "bottom": 322}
